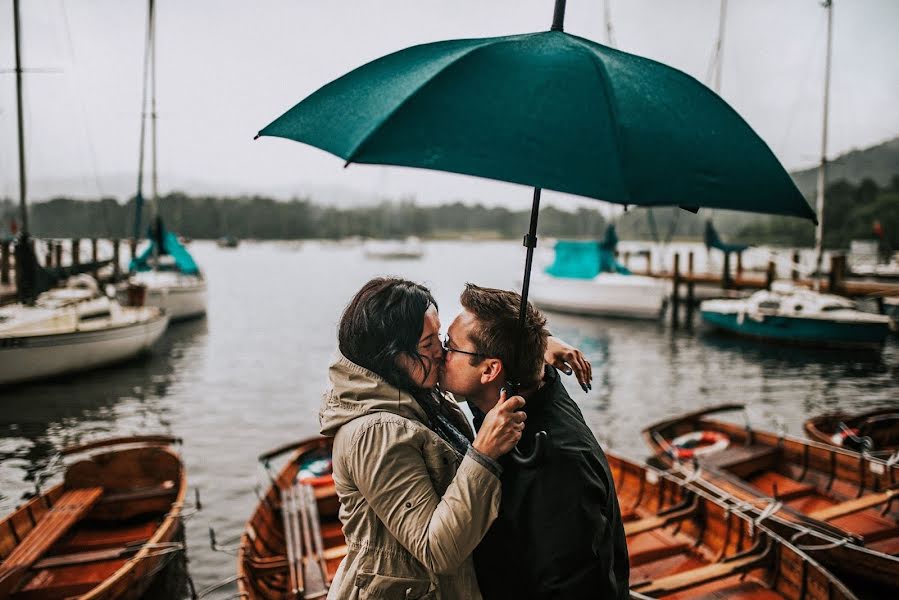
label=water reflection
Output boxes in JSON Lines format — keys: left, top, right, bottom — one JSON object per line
{"left": 0, "top": 318, "right": 208, "bottom": 510}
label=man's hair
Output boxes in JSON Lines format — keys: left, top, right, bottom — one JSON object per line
{"left": 339, "top": 277, "right": 437, "bottom": 393}
{"left": 459, "top": 283, "right": 548, "bottom": 389}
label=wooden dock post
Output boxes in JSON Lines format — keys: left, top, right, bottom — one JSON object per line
{"left": 0, "top": 240, "right": 9, "bottom": 285}
{"left": 766, "top": 261, "right": 776, "bottom": 290}
{"left": 112, "top": 239, "right": 121, "bottom": 280}
{"left": 71, "top": 238, "right": 81, "bottom": 266}
{"left": 646, "top": 250, "right": 653, "bottom": 276}
{"left": 623, "top": 251, "right": 630, "bottom": 269}
{"left": 91, "top": 238, "right": 99, "bottom": 279}
{"left": 129, "top": 238, "right": 137, "bottom": 261}
{"left": 722, "top": 252, "right": 732, "bottom": 289}
{"left": 53, "top": 242, "right": 62, "bottom": 268}
{"left": 828, "top": 255, "right": 846, "bottom": 295}
{"left": 736, "top": 252, "right": 744, "bottom": 280}
{"left": 45, "top": 241, "right": 54, "bottom": 267}
{"left": 686, "top": 252, "right": 695, "bottom": 325}
{"left": 791, "top": 251, "right": 800, "bottom": 280}
{"left": 671, "top": 253, "right": 681, "bottom": 328}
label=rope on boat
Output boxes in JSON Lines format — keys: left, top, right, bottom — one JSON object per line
{"left": 789, "top": 527, "right": 850, "bottom": 551}
{"left": 195, "top": 574, "right": 245, "bottom": 599}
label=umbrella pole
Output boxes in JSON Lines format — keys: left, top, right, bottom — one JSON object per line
{"left": 508, "top": 187, "right": 547, "bottom": 468}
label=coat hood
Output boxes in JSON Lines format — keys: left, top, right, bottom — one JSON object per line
{"left": 319, "top": 353, "right": 428, "bottom": 436}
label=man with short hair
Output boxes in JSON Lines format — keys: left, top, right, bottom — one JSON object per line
{"left": 440, "top": 283, "right": 629, "bottom": 599}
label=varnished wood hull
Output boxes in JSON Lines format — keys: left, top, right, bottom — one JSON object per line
{"left": 805, "top": 408, "right": 899, "bottom": 454}
{"left": 0, "top": 436, "right": 187, "bottom": 599}
{"left": 643, "top": 404, "right": 899, "bottom": 593}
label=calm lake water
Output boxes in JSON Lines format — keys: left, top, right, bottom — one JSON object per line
{"left": 1, "top": 240, "right": 897, "bottom": 597}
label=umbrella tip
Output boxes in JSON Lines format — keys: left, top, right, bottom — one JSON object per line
{"left": 253, "top": 133, "right": 261, "bottom": 140}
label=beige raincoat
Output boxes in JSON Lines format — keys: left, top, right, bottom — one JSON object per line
{"left": 319, "top": 354, "right": 501, "bottom": 600}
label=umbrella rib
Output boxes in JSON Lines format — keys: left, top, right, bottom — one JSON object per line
{"left": 342, "top": 41, "right": 498, "bottom": 166}
{"left": 565, "top": 35, "right": 632, "bottom": 206}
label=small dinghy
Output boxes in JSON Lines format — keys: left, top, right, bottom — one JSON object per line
{"left": 610, "top": 451, "right": 858, "bottom": 600}
{"left": 805, "top": 409, "right": 899, "bottom": 455}
{"left": 0, "top": 275, "right": 169, "bottom": 386}
{"left": 237, "top": 437, "right": 343, "bottom": 600}
{"left": 700, "top": 282, "right": 891, "bottom": 349}
{"left": 643, "top": 404, "right": 899, "bottom": 593}
{"left": 0, "top": 436, "right": 187, "bottom": 599}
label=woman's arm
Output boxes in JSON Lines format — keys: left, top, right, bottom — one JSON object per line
{"left": 348, "top": 423, "right": 500, "bottom": 574}
{"left": 545, "top": 336, "right": 592, "bottom": 391}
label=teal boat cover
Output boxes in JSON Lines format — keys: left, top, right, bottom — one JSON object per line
{"left": 130, "top": 227, "right": 200, "bottom": 275}
{"left": 704, "top": 220, "right": 749, "bottom": 254}
{"left": 546, "top": 230, "right": 631, "bottom": 279}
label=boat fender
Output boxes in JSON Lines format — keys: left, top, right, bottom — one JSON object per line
{"left": 669, "top": 431, "right": 730, "bottom": 460}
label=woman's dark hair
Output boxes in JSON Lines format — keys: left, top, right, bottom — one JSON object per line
{"left": 338, "top": 277, "right": 438, "bottom": 393}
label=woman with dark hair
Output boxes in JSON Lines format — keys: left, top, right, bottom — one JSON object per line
{"left": 320, "top": 277, "right": 590, "bottom": 599}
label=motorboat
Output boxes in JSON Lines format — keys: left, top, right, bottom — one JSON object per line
{"left": 700, "top": 281, "right": 891, "bottom": 349}
{"left": 805, "top": 408, "right": 899, "bottom": 455}
{"left": 527, "top": 232, "right": 669, "bottom": 319}
{"left": 0, "top": 275, "right": 169, "bottom": 386}
{"left": 363, "top": 237, "right": 424, "bottom": 260}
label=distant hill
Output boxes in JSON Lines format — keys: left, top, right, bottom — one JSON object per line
{"left": 790, "top": 136, "right": 899, "bottom": 198}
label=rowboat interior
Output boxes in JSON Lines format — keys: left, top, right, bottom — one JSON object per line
{"left": 238, "top": 437, "right": 345, "bottom": 600}
{"left": 642, "top": 404, "right": 899, "bottom": 591}
{"left": 0, "top": 436, "right": 186, "bottom": 599}
{"left": 804, "top": 409, "right": 899, "bottom": 455}
{"left": 609, "top": 451, "right": 858, "bottom": 600}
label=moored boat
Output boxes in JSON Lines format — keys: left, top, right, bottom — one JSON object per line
{"left": 237, "top": 437, "right": 343, "bottom": 600}
{"left": 700, "top": 282, "right": 892, "bottom": 349}
{"left": 0, "top": 435, "right": 187, "bottom": 599}
{"left": 0, "top": 276, "right": 169, "bottom": 386}
{"left": 610, "top": 450, "right": 858, "bottom": 600}
{"left": 805, "top": 408, "right": 899, "bottom": 455}
{"left": 643, "top": 404, "right": 899, "bottom": 592}
{"left": 363, "top": 237, "right": 424, "bottom": 260}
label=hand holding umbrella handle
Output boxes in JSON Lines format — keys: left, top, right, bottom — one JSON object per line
{"left": 510, "top": 431, "right": 548, "bottom": 467}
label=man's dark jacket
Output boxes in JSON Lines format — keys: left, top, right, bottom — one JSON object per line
{"left": 472, "top": 366, "right": 629, "bottom": 599}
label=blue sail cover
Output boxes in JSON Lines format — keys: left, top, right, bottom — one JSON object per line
{"left": 545, "top": 240, "right": 631, "bottom": 279}
{"left": 129, "top": 230, "right": 200, "bottom": 275}
{"left": 704, "top": 220, "right": 749, "bottom": 254}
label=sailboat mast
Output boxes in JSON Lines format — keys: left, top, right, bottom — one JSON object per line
{"left": 13, "top": 0, "right": 29, "bottom": 234}
{"left": 712, "top": 0, "right": 728, "bottom": 94}
{"left": 603, "top": 0, "right": 615, "bottom": 47}
{"left": 814, "top": 0, "right": 833, "bottom": 283}
{"left": 150, "top": 0, "right": 159, "bottom": 221}
{"left": 134, "top": 0, "right": 154, "bottom": 240}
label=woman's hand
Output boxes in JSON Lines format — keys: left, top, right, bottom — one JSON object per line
{"left": 472, "top": 389, "right": 527, "bottom": 460}
{"left": 545, "top": 336, "right": 592, "bottom": 392}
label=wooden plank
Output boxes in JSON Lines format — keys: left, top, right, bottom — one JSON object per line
{"left": 810, "top": 489, "right": 897, "bottom": 521}
{"left": 0, "top": 487, "right": 103, "bottom": 596}
{"left": 32, "top": 542, "right": 145, "bottom": 569}
{"left": 633, "top": 551, "right": 766, "bottom": 596}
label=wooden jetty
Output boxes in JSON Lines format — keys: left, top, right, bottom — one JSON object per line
{"left": 0, "top": 237, "right": 135, "bottom": 305}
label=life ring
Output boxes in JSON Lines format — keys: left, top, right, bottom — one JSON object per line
{"left": 669, "top": 431, "right": 730, "bottom": 460}
{"left": 830, "top": 428, "right": 860, "bottom": 448}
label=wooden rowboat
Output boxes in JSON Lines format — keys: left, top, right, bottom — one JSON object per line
{"left": 805, "top": 408, "right": 899, "bottom": 455}
{"left": 0, "top": 435, "right": 187, "bottom": 599}
{"left": 609, "top": 450, "right": 858, "bottom": 599}
{"left": 643, "top": 404, "right": 899, "bottom": 593}
{"left": 238, "top": 436, "right": 858, "bottom": 599}
{"left": 237, "top": 437, "right": 344, "bottom": 600}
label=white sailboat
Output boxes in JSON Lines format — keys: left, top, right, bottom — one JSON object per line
{"left": 700, "top": 1, "right": 892, "bottom": 349}
{"left": 118, "top": 0, "right": 207, "bottom": 322}
{"left": 1, "top": 0, "right": 168, "bottom": 386}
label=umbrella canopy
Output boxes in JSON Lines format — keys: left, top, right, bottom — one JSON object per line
{"left": 258, "top": 27, "right": 814, "bottom": 221}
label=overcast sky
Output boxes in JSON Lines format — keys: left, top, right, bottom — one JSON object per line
{"left": 1, "top": 0, "right": 897, "bottom": 209}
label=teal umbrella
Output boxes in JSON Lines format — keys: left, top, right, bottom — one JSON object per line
{"left": 257, "top": 0, "right": 814, "bottom": 464}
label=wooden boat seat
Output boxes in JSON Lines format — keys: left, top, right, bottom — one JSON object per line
{"left": 747, "top": 471, "right": 817, "bottom": 501}
{"left": 0, "top": 487, "right": 103, "bottom": 595}
{"left": 700, "top": 444, "right": 779, "bottom": 479}
{"left": 633, "top": 550, "right": 766, "bottom": 596}
{"left": 624, "top": 500, "right": 699, "bottom": 537}
{"left": 31, "top": 540, "right": 146, "bottom": 569}
{"left": 809, "top": 488, "right": 897, "bottom": 521}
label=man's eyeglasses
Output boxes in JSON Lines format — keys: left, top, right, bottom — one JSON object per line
{"left": 439, "top": 334, "right": 487, "bottom": 359}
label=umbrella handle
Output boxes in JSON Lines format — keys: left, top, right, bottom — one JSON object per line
{"left": 509, "top": 430, "right": 548, "bottom": 467}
